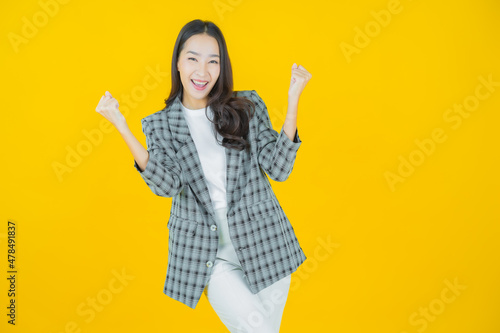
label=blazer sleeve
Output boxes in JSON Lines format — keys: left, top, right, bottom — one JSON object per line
{"left": 251, "top": 90, "right": 302, "bottom": 182}
{"left": 133, "top": 117, "right": 184, "bottom": 197}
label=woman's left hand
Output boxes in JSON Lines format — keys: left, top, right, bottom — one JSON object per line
{"left": 288, "top": 63, "right": 312, "bottom": 100}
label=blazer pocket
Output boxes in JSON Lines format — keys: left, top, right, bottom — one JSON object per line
{"left": 167, "top": 215, "right": 198, "bottom": 237}
{"left": 246, "top": 198, "right": 277, "bottom": 221}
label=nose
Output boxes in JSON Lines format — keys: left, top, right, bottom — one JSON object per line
{"left": 196, "top": 62, "right": 208, "bottom": 77}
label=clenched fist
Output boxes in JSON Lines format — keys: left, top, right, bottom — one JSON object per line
{"left": 288, "top": 63, "right": 312, "bottom": 100}
{"left": 95, "top": 91, "right": 127, "bottom": 131}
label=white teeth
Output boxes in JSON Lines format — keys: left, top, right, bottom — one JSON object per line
{"left": 192, "top": 80, "right": 208, "bottom": 87}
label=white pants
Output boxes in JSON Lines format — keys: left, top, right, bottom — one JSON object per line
{"left": 204, "top": 206, "right": 292, "bottom": 333}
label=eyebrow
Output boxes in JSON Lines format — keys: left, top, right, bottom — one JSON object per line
{"left": 187, "top": 50, "right": 220, "bottom": 58}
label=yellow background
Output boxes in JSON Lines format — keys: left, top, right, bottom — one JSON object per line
{"left": 1, "top": 0, "right": 499, "bottom": 332}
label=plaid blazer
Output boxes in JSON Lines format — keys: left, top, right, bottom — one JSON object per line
{"left": 133, "top": 89, "right": 307, "bottom": 309}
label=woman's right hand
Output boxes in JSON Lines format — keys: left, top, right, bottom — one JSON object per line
{"left": 95, "top": 91, "right": 127, "bottom": 131}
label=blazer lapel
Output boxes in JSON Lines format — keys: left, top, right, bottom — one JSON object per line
{"left": 225, "top": 140, "right": 243, "bottom": 216}
{"left": 166, "top": 94, "right": 244, "bottom": 222}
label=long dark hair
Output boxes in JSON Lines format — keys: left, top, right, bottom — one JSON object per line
{"left": 164, "top": 19, "right": 255, "bottom": 152}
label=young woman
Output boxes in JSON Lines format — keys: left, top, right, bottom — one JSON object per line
{"left": 96, "top": 19, "right": 311, "bottom": 332}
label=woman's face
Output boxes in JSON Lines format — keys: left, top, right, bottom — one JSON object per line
{"left": 177, "top": 33, "right": 220, "bottom": 109}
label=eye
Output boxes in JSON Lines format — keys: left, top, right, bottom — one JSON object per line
{"left": 188, "top": 57, "right": 218, "bottom": 64}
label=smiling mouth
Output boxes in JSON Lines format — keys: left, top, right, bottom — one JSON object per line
{"left": 191, "top": 79, "right": 208, "bottom": 87}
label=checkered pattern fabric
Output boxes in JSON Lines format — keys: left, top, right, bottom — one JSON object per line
{"left": 133, "top": 89, "right": 307, "bottom": 309}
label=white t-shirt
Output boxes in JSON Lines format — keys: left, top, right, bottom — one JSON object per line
{"left": 181, "top": 103, "right": 227, "bottom": 211}
{"left": 181, "top": 102, "right": 241, "bottom": 264}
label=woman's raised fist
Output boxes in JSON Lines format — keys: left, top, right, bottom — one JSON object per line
{"left": 95, "top": 91, "right": 127, "bottom": 130}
